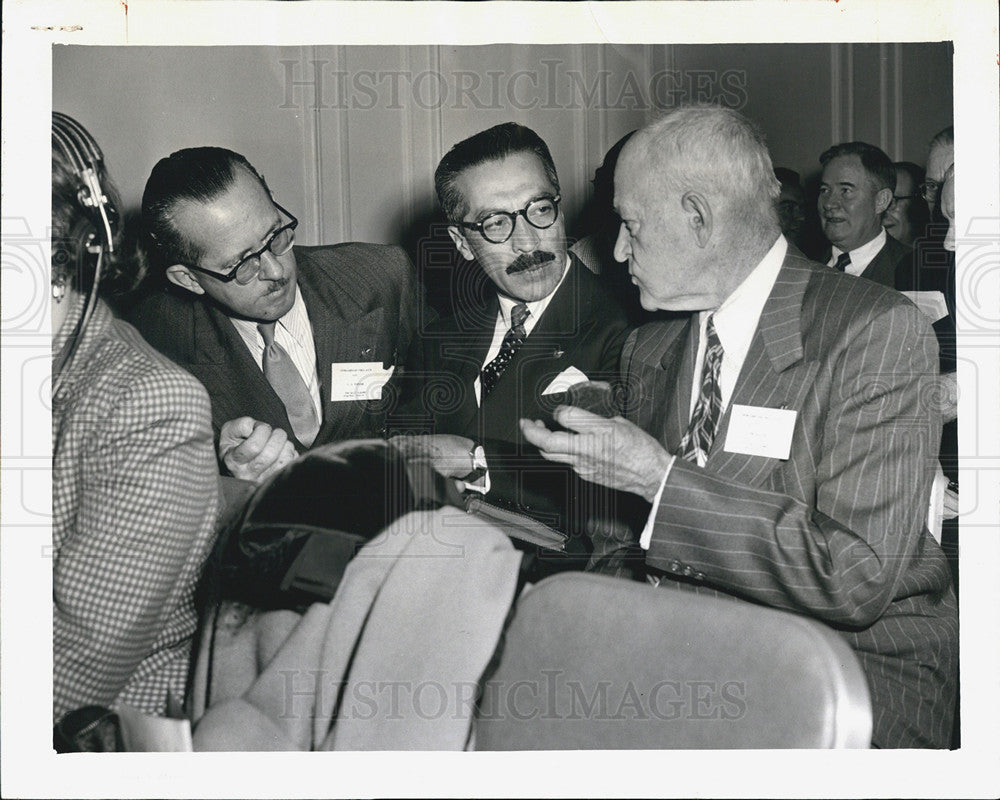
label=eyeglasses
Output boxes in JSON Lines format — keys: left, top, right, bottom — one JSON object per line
{"left": 460, "top": 195, "right": 561, "bottom": 245}
{"left": 918, "top": 181, "right": 940, "bottom": 203}
{"left": 185, "top": 202, "right": 298, "bottom": 285}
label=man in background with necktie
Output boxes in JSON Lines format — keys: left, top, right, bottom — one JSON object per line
{"left": 817, "top": 140, "right": 911, "bottom": 286}
{"left": 130, "top": 147, "right": 420, "bottom": 484}
{"left": 521, "top": 106, "right": 957, "bottom": 748}
{"left": 391, "top": 122, "right": 635, "bottom": 576}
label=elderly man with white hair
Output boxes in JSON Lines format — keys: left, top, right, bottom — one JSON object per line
{"left": 521, "top": 105, "right": 958, "bottom": 749}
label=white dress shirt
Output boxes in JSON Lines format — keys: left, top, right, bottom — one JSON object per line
{"left": 229, "top": 285, "right": 323, "bottom": 420}
{"left": 828, "top": 228, "right": 887, "bottom": 277}
{"left": 474, "top": 258, "right": 571, "bottom": 405}
{"left": 640, "top": 235, "right": 788, "bottom": 549}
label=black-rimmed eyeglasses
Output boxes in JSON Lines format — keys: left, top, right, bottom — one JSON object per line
{"left": 185, "top": 203, "right": 298, "bottom": 285}
{"left": 460, "top": 195, "right": 561, "bottom": 245}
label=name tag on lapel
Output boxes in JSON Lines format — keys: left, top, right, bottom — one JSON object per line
{"left": 330, "top": 362, "right": 395, "bottom": 401}
{"left": 724, "top": 404, "right": 797, "bottom": 460}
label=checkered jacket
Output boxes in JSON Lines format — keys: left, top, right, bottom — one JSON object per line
{"left": 52, "top": 298, "right": 218, "bottom": 722}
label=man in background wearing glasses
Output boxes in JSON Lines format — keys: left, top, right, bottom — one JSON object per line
{"left": 130, "top": 147, "right": 420, "bottom": 485}
{"left": 390, "top": 122, "right": 636, "bottom": 578}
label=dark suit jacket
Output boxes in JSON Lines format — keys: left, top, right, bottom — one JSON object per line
{"left": 822, "top": 231, "right": 911, "bottom": 287}
{"left": 128, "top": 243, "right": 421, "bottom": 453}
{"left": 392, "top": 257, "right": 640, "bottom": 569}
{"left": 623, "top": 245, "right": 957, "bottom": 748}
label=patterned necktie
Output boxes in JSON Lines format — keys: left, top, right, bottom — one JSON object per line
{"left": 258, "top": 322, "right": 320, "bottom": 447}
{"left": 833, "top": 251, "right": 851, "bottom": 272}
{"left": 480, "top": 303, "right": 530, "bottom": 398}
{"left": 678, "top": 315, "right": 724, "bottom": 464}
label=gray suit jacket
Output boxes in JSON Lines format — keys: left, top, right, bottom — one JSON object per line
{"left": 622, "top": 245, "right": 957, "bottom": 748}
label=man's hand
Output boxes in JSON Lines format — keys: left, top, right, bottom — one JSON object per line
{"left": 520, "top": 406, "right": 672, "bottom": 502}
{"left": 218, "top": 417, "right": 298, "bottom": 484}
{"left": 388, "top": 433, "right": 476, "bottom": 478}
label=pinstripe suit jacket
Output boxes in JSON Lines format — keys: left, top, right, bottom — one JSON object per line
{"left": 129, "top": 243, "right": 421, "bottom": 452}
{"left": 622, "top": 246, "right": 957, "bottom": 748}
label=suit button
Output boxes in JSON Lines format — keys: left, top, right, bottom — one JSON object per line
{"left": 682, "top": 565, "right": 693, "bottom": 577}
{"left": 668, "top": 560, "right": 681, "bottom": 572}
{"left": 694, "top": 571, "right": 705, "bottom": 581}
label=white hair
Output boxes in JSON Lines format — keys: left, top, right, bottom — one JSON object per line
{"left": 632, "top": 105, "right": 781, "bottom": 243}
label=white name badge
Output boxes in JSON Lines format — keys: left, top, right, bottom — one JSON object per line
{"left": 330, "top": 362, "right": 395, "bottom": 402}
{"left": 724, "top": 404, "right": 797, "bottom": 460}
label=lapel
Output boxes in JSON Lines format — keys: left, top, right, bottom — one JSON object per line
{"left": 480, "top": 260, "right": 585, "bottom": 432}
{"left": 623, "top": 315, "right": 695, "bottom": 453}
{"left": 703, "top": 252, "right": 820, "bottom": 485}
{"left": 298, "top": 253, "right": 386, "bottom": 445}
{"left": 860, "top": 236, "right": 904, "bottom": 289}
{"left": 192, "top": 301, "right": 293, "bottom": 436}
{"left": 434, "top": 293, "right": 498, "bottom": 438}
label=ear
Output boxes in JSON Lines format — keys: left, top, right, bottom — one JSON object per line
{"left": 447, "top": 225, "right": 476, "bottom": 262}
{"left": 165, "top": 264, "right": 206, "bottom": 295}
{"left": 874, "top": 186, "right": 893, "bottom": 215}
{"left": 681, "top": 192, "right": 713, "bottom": 248}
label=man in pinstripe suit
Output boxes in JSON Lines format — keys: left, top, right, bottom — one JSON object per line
{"left": 522, "top": 106, "right": 957, "bottom": 748}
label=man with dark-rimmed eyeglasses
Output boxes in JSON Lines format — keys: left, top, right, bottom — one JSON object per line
{"left": 129, "top": 146, "right": 421, "bottom": 485}
{"left": 390, "top": 122, "right": 637, "bottom": 580}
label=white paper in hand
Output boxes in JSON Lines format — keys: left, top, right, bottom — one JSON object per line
{"left": 900, "top": 290, "right": 948, "bottom": 322}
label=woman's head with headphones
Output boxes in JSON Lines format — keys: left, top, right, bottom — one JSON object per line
{"left": 51, "top": 112, "right": 130, "bottom": 297}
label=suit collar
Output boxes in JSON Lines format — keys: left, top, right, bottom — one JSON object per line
{"left": 752, "top": 246, "right": 812, "bottom": 374}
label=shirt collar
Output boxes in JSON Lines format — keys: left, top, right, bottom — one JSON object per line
{"left": 496, "top": 254, "right": 571, "bottom": 327}
{"left": 704, "top": 234, "right": 787, "bottom": 369}
{"left": 831, "top": 228, "right": 887, "bottom": 271}
{"left": 230, "top": 284, "right": 308, "bottom": 346}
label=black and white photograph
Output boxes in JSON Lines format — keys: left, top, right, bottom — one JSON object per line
{"left": 2, "top": 1, "right": 998, "bottom": 797}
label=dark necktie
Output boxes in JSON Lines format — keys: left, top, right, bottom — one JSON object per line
{"left": 480, "top": 303, "right": 529, "bottom": 399}
{"left": 833, "top": 251, "right": 851, "bottom": 272}
{"left": 258, "top": 322, "right": 320, "bottom": 447}
{"left": 678, "top": 315, "right": 724, "bottom": 464}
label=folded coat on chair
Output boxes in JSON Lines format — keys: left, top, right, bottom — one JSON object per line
{"left": 191, "top": 507, "right": 522, "bottom": 750}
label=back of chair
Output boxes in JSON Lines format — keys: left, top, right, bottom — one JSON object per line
{"left": 475, "top": 573, "right": 871, "bottom": 749}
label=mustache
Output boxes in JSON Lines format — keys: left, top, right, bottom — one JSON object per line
{"left": 506, "top": 250, "right": 556, "bottom": 275}
{"left": 264, "top": 276, "right": 291, "bottom": 293}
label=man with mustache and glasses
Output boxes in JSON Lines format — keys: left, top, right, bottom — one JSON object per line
{"left": 130, "top": 147, "right": 420, "bottom": 485}
{"left": 391, "top": 123, "right": 636, "bottom": 578}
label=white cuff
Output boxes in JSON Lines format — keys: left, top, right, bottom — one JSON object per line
{"left": 639, "top": 456, "right": 675, "bottom": 550}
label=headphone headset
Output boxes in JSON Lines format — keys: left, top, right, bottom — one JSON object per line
{"left": 51, "top": 112, "right": 120, "bottom": 390}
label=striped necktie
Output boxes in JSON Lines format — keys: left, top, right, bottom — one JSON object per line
{"left": 258, "top": 322, "right": 320, "bottom": 447}
{"left": 678, "top": 315, "right": 724, "bottom": 464}
{"left": 480, "top": 303, "right": 529, "bottom": 398}
{"left": 833, "top": 251, "right": 851, "bottom": 272}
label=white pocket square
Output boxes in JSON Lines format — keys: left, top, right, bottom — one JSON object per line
{"left": 542, "top": 366, "right": 589, "bottom": 395}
